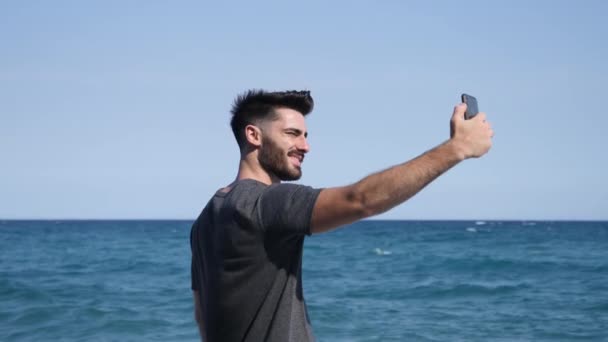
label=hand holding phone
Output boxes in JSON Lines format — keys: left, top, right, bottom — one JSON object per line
{"left": 461, "top": 93, "right": 479, "bottom": 120}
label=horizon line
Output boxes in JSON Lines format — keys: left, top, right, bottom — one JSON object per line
{"left": 1, "top": 218, "right": 607, "bottom": 223}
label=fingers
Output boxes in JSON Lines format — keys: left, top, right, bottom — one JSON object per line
{"left": 474, "top": 112, "right": 487, "bottom": 122}
{"left": 480, "top": 115, "right": 493, "bottom": 136}
{"left": 481, "top": 118, "right": 494, "bottom": 139}
{"left": 488, "top": 122, "right": 495, "bottom": 138}
{"left": 451, "top": 105, "right": 494, "bottom": 139}
{"left": 452, "top": 103, "right": 467, "bottom": 120}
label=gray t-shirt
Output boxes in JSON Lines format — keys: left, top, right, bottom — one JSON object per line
{"left": 190, "top": 179, "right": 322, "bottom": 342}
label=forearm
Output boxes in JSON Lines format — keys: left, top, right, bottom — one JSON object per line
{"left": 311, "top": 104, "right": 492, "bottom": 234}
{"left": 351, "top": 139, "right": 465, "bottom": 216}
{"left": 196, "top": 321, "right": 205, "bottom": 342}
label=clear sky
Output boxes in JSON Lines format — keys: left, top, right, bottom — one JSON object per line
{"left": 1, "top": 1, "right": 607, "bottom": 220}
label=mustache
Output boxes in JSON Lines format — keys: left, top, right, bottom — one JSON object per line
{"left": 288, "top": 150, "right": 305, "bottom": 161}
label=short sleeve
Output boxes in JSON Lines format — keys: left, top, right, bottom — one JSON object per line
{"left": 257, "top": 183, "right": 321, "bottom": 236}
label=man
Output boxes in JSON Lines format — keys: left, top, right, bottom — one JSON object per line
{"left": 190, "top": 89, "right": 493, "bottom": 341}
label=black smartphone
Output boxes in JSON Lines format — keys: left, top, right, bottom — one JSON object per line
{"left": 461, "top": 93, "right": 479, "bottom": 120}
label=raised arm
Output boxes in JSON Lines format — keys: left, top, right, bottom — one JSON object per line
{"left": 310, "top": 103, "right": 493, "bottom": 233}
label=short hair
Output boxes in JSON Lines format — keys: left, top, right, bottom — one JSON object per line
{"left": 230, "top": 89, "right": 314, "bottom": 149}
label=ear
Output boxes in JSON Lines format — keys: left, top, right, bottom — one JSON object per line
{"left": 244, "top": 124, "right": 263, "bottom": 148}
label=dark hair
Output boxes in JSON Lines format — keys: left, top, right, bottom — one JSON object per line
{"left": 230, "top": 89, "right": 314, "bottom": 149}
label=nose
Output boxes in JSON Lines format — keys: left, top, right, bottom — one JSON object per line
{"left": 298, "top": 136, "right": 310, "bottom": 153}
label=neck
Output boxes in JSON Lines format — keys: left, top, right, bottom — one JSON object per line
{"left": 233, "top": 152, "right": 280, "bottom": 186}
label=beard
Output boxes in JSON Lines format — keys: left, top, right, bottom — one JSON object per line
{"left": 258, "top": 136, "right": 302, "bottom": 181}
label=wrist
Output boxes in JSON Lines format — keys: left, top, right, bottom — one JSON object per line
{"left": 445, "top": 138, "right": 468, "bottom": 162}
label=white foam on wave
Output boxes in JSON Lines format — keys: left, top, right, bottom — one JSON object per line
{"left": 374, "top": 248, "right": 392, "bottom": 255}
{"left": 475, "top": 221, "right": 486, "bottom": 225}
{"left": 466, "top": 227, "right": 477, "bottom": 233}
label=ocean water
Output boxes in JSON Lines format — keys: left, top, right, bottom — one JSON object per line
{"left": 1, "top": 220, "right": 607, "bottom": 341}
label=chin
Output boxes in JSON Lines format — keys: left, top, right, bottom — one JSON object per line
{"left": 280, "top": 174, "right": 301, "bottom": 182}
{"left": 279, "top": 168, "right": 302, "bottom": 181}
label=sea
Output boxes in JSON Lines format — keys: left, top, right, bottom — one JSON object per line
{"left": 1, "top": 220, "right": 607, "bottom": 341}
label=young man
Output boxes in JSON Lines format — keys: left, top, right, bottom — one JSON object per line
{"left": 190, "top": 89, "right": 493, "bottom": 341}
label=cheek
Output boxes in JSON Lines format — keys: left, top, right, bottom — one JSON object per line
{"left": 275, "top": 137, "right": 292, "bottom": 150}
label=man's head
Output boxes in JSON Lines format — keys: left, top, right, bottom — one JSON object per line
{"left": 230, "top": 90, "right": 314, "bottom": 181}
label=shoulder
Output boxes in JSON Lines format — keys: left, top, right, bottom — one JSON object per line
{"left": 229, "top": 180, "right": 322, "bottom": 215}
{"left": 257, "top": 183, "right": 322, "bottom": 235}
{"left": 258, "top": 183, "right": 322, "bottom": 217}
{"left": 263, "top": 182, "right": 321, "bottom": 200}
{"left": 223, "top": 179, "right": 268, "bottom": 199}
{"left": 233, "top": 179, "right": 319, "bottom": 197}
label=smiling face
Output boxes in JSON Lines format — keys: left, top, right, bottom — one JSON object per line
{"left": 258, "top": 107, "right": 310, "bottom": 181}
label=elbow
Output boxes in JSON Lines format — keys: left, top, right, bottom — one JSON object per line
{"left": 194, "top": 304, "right": 203, "bottom": 326}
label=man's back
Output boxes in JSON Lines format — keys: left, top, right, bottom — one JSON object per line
{"left": 190, "top": 179, "right": 321, "bottom": 342}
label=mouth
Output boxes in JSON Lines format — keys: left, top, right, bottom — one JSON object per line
{"left": 288, "top": 152, "right": 304, "bottom": 167}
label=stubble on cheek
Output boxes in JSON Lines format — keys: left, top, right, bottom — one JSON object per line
{"left": 258, "top": 138, "right": 302, "bottom": 181}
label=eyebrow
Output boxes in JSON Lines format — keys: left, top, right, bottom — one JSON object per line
{"left": 286, "top": 128, "right": 308, "bottom": 138}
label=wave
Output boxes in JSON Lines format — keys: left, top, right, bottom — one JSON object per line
{"left": 584, "top": 302, "right": 608, "bottom": 312}
{"left": 406, "top": 281, "right": 530, "bottom": 299}
{"left": 0, "top": 278, "right": 52, "bottom": 304}
{"left": 420, "top": 256, "right": 593, "bottom": 275}
{"left": 373, "top": 248, "right": 392, "bottom": 255}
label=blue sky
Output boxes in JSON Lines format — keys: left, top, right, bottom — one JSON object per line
{"left": 1, "top": 1, "right": 607, "bottom": 220}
